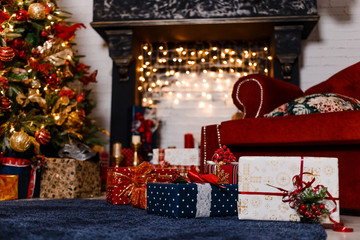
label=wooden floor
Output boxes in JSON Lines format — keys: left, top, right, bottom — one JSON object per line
{"left": 326, "top": 215, "right": 359, "bottom": 239}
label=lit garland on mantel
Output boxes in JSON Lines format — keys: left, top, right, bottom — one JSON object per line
{"left": 137, "top": 42, "right": 272, "bottom": 107}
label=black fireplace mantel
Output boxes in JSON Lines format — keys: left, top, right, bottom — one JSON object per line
{"left": 91, "top": 0, "right": 319, "bottom": 148}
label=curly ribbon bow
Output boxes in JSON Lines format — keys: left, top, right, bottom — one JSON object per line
{"left": 268, "top": 157, "right": 353, "bottom": 232}
{"left": 187, "top": 166, "right": 225, "bottom": 189}
{"left": 0, "top": 157, "right": 39, "bottom": 198}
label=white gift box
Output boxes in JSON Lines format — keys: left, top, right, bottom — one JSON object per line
{"left": 152, "top": 148, "right": 200, "bottom": 166}
{"left": 238, "top": 156, "right": 340, "bottom": 223}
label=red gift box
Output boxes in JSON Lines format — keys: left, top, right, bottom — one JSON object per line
{"left": 205, "top": 163, "right": 238, "bottom": 184}
{"left": 106, "top": 162, "right": 176, "bottom": 207}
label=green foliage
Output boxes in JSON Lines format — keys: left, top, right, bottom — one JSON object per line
{"left": 0, "top": 0, "right": 106, "bottom": 158}
{"left": 300, "top": 186, "right": 327, "bottom": 203}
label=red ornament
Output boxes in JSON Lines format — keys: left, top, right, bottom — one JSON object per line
{"left": 41, "top": 29, "right": 48, "bottom": 37}
{"left": 45, "top": 73, "right": 58, "bottom": 87}
{"left": 319, "top": 204, "right": 325, "bottom": 210}
{"left": 76, "top": 92, "right": 85, "bottom": 103}
{"left": 35, "top": 128, "right": 51, "bottom": 145}
{"left": 13, "top": 39, "right": 25, "bottom": 49}
{"left": 311, "top": 205, "right": 318, "bottom": 211}
{"left": 77, "top": 108, "right": 86, "bottom": 122}
{"left": 0, "top": 77, "right": 8, "bottom": 89}
{"left": 0, "top": 46, "right": 15, "bottom": 62}
{"left": 0, "top": 96, "right": 11, "bottom": 110}
{"left": 300, "top": 204, "right": 307, "bottom": 210}
{"left": 15, "top": 9, "right": 29, "bottom": 21}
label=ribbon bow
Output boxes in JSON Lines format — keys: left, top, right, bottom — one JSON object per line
{"left": 187, "top": 166, "right": 225, "bottom": 189}
{"left": 109, "top": 161, "right": 156, "bottom": 209}
{"left": 268, "top": 157, "right": 353, "bottom": 232}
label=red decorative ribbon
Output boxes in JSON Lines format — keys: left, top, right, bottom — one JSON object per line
{"left": 187, "top": 166, "right": 225, "bottom": 189}
{"left": 108, "top": 161, "right": 163, "bottom": 209}
{"left": 1, "top": 157, "right": 38, "bottom": 198}
{"left": 270, "top": 157, "right": 352, "bottom": 232}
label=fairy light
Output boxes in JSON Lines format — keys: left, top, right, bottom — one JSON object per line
{"left": 136, "top": 41, "right": 271, "bottom": 108}
{"left": 148, "top": 99, "right": 153, "bottom": 105}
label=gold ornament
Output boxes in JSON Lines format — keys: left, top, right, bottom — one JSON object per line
{"left": 28, "top": 3, "right": 46, "bottom": 20}
{"left": 46, "top": 2, "right": 56, "bottom": 11}
{"left": 66, "top": 111, "right": 83, "bottom": 130}
{"left": 10, "top": 131, "right": 32, "bottom": 152}
{"left": 31, "top": 79, "right": 41, "bottom": 89}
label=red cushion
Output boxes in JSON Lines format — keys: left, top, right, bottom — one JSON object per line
{"left": 232, "top": 74, "right": 304, "bottom": 118}
{"left": 220, "top": 110, "right": 360, "bottom": 146}
{"left": 305, "top": 61, "right": 360, "bottom": 100}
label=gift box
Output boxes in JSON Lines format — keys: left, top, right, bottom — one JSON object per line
{"left": 152, "top": 148, "right": 200, "bottom": 166}
{"left": 40, "top": 158, "right": 101, "bottom": 199}
{"left": 147, "top": 183, "right": 238, "bottom": 218}
{"left": 206, "top": 163, "right": 238, "bottom": 184}
{"left": 0, "top": 175, "right": 18, "bottom": 201}
{"left": 238, "top": 156, "right": 340, "bottom": 224}
{"left": 106, "top": 163, "right": 175, "bottom": 207}
{"left": 0, "top": 157, "right": 40, "bottom": 199}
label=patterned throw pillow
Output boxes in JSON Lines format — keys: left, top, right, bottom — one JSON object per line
{"left": 264, "top": 93, "right": 360, "bottom": 117}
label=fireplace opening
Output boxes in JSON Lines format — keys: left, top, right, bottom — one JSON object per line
{"left": 136, "top": 41, "right": 272, "bottom": 148}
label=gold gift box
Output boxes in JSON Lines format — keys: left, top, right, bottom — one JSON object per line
{"left": 0, "top": 175, "right": 18, "bottom": 201}
{"left": 40, "top": 158, "right": 101, "bottom": 199}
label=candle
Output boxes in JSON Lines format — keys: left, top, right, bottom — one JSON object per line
{"left": 184, "top": 133, "right": 194, "bottom": 148}
{"left": 132, "top": 135, "right": 141, "bottom": 145}
{"left": 112, "top": 142, "right": 122, "bottom": 159}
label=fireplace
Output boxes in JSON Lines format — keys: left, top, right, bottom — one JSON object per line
{"left": 91, "top": 0, "right": 319, "bottom": 149}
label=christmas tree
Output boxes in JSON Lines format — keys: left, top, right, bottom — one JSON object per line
{"left": 0, "top": 0, "right": 104, "bottom": 158}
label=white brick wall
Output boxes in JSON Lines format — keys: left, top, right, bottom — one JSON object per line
{"left": 300, "top": 0, "right": 360, "bottom": 90}
{"left": 58, "top": 0, "right": 360, "bottom": 150}
{"left": 57, "top": 0, "right": 113, "bottom": 151}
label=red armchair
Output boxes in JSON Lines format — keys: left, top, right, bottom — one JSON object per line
{"left": 201, "top": 62, "right": 360, "bottom": 212}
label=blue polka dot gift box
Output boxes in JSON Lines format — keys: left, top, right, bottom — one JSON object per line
{"left": 147, "top": 183, "right": 237, "bottom": 218}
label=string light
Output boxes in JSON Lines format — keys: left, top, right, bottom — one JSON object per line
{"left": 136, "top": 41, "right": 271, "bottom": 107}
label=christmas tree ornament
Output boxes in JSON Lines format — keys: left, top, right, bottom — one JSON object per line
{"left": 76, "top": 92, "right": 85, "bottom": 103}
{"left": 9, "top": 130, "right": 32, "bottom": 152}
{"left": 45, "top": 73, "right": 58, "bottom": 87}
{"left": 31, "top": 79, "right": 41, "bottom": 88}
{"left": 0, "top": 96, "right": 11, "bottom": 110}
{"left": 77, "top": 108, "right": 86, "bottom": 121}
{"left": 0, "top": 47, "right": 15, "bottom": 62}
{"left": 67, "top": 111, "right": 83, "bottom": 129}
{"left": 15, "top": 9, "right": 29, "bottom": 21}
{"left": 35, "top": 128, "right": 51, "bottom": 145}
{"left": 45, "top": 1, "right": 56, "bottom": 12}
{"left": 28, "top": 3, "right": 46, "bottom": 20}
